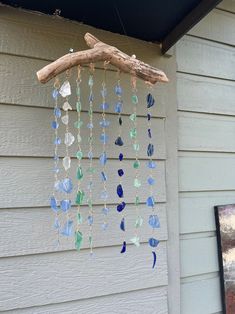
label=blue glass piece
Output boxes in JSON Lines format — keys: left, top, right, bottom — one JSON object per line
{"left": 60, "top": 199, "right": 71, "bottom": 212}
{"left": 149, "top": 215, "right": 160, "bottom": 228}
{"left": 52, "top": 89, "right": 59, "bottom": 99}
{"left": 53, "top": 167, "right": 59, "bottom": 174}
{"left": 87, "top": 122, "right": 94, "bottom": 129}
{"left": 99, "top": 152, "right": 107, "bottom": 166}
{"left": 152, "top": 251, "right": 157, "bottom": 269}
{"left": 148, "top": 128, "right": 152, "bottom": 138}
{"left": 118, "top": 169, "right": 124, "bottom": 177}
{"left": 102, "top": 222, "right": 108, "bottom": 230}
{"left": 101, "top": 171, "right": 107, "bottom": 182}
{"left": 119, "top": 117, "right": 122, "bottom": 126}
{"left": 147, "top": 196, "right": 155, "bottom": 207}
{"left": 120, "top": 218, "right": 125, "bottom": 231}
{"left": 147, "top": 160, "right": 156, "bottom": 169}
{"left": 54, "top": 107, "right": 61, "bottom": 118}
{"left": 114, "top": 101, "right": 123, "bottom": 113}
{"left": 117, "top": 201, "right": 126, "bottom": 212}
{"left": 147, "top": 93, "right": 155, "bottom": 108}
{"left": 147, "top": 143, "right": 154, "bottom": 157}
{"left": 147, "top": 177, "right": 155, "bottom": 185}
{"left": 54, "top": 217, "right": 60, "bottom": 229}
{"left": 115, "top": 136, "right": 124, "bottom": 146}
{"left": 89, "top": 93, "right": 94, "bottom": 102}
{"left": 53, "top": 154, "right": 59, "bottom": 161}
{"left": 102, "top": 207, "right": 110, "bottom": 215}
{"left": 54, "top": 137, "right": 61, "bottom": 145}
{"left": 100, "top": 133, "right": 109, "bottom": 144}
{"left": 117, "top": 184, "right": 124, "bottom": 198}
{"left": 120, "top": 241, "right": 126, "bottom": 253}
{"left": 61, "top": 219, "right": 73, "bottom": 236}
{"left": 54, "top": 180, "right": 61, "bottom": 192}
{"left": 115, "top": 85, "right": 122, "bottom": 96}
{"left": 88, "top": 151, "right": 93, "bottom": 160}
{"left": 88, "top": 215, "right": 94, "bottom": 225}
{"left": 119, "top": 153, "right": 124, "bottom": 161}
{"left": 147, "top": 113, "right": 151, "bottom": 121}
{"left": 60, "top": 178, "right": 73, "bottom": 194}
{"left": 99, "top": 120, "right": 110, "bottom": 128}
{"left": 51, "top": 121, "right": 59, "bottom": 129}
{"left": 100, "top": 103, "right": 109, "bottom": 110}
{"left": 101, "top": 88, "right": 107, "bottom": 98}
{"left": 148, "top": 237, "right": 159, "bottom": 248}
{"left": 50, "top": 196, "right": 58, "bottom": 211}
{"left": 100, "top": 190, "right": 108, "bottom": 200}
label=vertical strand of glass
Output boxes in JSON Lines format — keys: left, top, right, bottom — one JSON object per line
{"left": 100, "top": 62, "right": 110, "bottom": 230}
{"left": 146, "top": 88, "right": 160, "bottom": 269}
{"left": 130, "top": 76, "right": 142, "bottom": 247}
{"left": 87, "top": 63, "right": 95, "bottom": 255}
{"left": 114, "top": 71, "right": 126, "bottom": 253}
{"left": 75, "top": 66, "right": 84, "bottom": 250}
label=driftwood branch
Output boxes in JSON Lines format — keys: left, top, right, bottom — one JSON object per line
{"left": 36, "top": 33, "right": 169, "bottom": 84}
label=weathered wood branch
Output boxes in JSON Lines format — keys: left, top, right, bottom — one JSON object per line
{"left": 36, "top": 33, "right": 169, "bottom": 84}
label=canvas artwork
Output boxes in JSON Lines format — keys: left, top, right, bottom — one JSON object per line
{"left": 215, "top": 204, "right": 235, "bottom": 314}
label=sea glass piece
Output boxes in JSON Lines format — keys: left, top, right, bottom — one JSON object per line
{"left": 51, "top": 121, "right": 59, "bottom": 129}
{"left": 134, "top": 178, "right": 141, "bottom": 188}
{"left": 74, "top": 121, "right": 83, "bottom": 128}
{"left": 147, "top": 196, "right": 155, "bottom": 207}
{"left": 100, "top": 133, "right": 109, "bottom": 144}
{"left": 117, "top": 201, "right": 126, "bottom": 212}
{"left": 148, "top": 237, "right": 159, "bottom": 248}
{"left": 62, "top": 101, "right": 72, "bottom": 111}
{"left": 120, "top": 241, "right": 126, "bottom": 253}
{"left": 50, "top": 196, "right": 58, "bottom": 211}
{"left": 135, "top": 196, "right": 140, "bottom": 206}
{"left": 54, "top": 217, "right": 60, "bottom": 229}
{"left": 61, "top": 219, "right": 73, "bottom": 236}
{"left": 99, "top": 120, "right": 110, "bottom": 128}
{"left": 53, "top": 167, "right": 59, "bottom": 174}
{"left": 131, "top": 94, "right": 138, "bottom": 104}
{"left": 53, "top": 154, "right": 59, "bottom": 161}
{"left": 152, "top": 251, "right": 157, "bottom": 269}
{"left": 119, "top": 153, "right": 123, "bottom": 161}
{"left": 115, "top": 85, "right": 122, "bottom": 96}
{"left": 147, "top": 143, "right": 154, "bottom": 157}
{"left": 63, "top": 156, "right": 71, "bottom": 170}
{"left": 114, "top": 101, "right": 123, "bottom": 113}
{"left": 100, "top": 103, "right": 109, "bottom": 110}
{"left": 88, "top": 151, "right": 93, "bottom": 159}
{"left": 61, "top": 115, "right": 69, "bottom": 125}
{"left": 133, "top": 160, "right": 140, "bottom": 169}
{"left": 119, "top": 117, "right": 122, "bottom": 126}
{"left": 64, "top": 132, "right": 75, "bottom": 146}
{"left": 76, "top": 190, "right": 85, "bottom": 205}
{"left": 147, "top": 113, "right": 151, "bottom": 121}
{"left": 76, "top": 101, "right": 81, "bottom": 112}
{"left": 101, "top": 87, "right": 107, "bottom": 98}
{"left": 54, "top": 107, "right": 61, "bottom": 118}
{"left": 60, "top": 178, "right": 73, "bottom": 193}
{"left": 89, "top": 93, "right": 94, "bottom": 102}
{"left": 147, "top": 160, "right": 156, "bottom": 169}
{"left": 102, "top": 207, "right": 110, "bottom": 215}
{"left": 130, "top": 236, "right": 140, "bottom": 247}
{"left": 117, "top": 184, "right": 124, "bottom": 198}
{"left": 60, "top": 199, "right": 71, "bottom": 212}
{"left": 133, "top": 143, "right": 140, "bottom": 151}
{"left": 129, "top": 113, "right": 136, "bottom": 122}
{"left": 54, "top": 137, "right": 61, "bottom": 145}
{"left": 77, "top": 212, "right": 83, "bottom": 224}
{"left": 77, "top": 134, "right": 82, "bottom": 143}
{"left": 148, "top": 128, "right": 152, "bottom": 138}
{"left": 149, "top": 214, "right": 160, "bottom": 228}
{"left": 59, "top": 80, "right": 71, "bottom": 97}
{"left": 87, "top": 215, "right": 94, "bottom": 225}
{"left": 87, "top": 122, "right": 94, "bottom": 129}
{"left": 76, "top": 166, "right": 83, "bottom": 180}
{"left": 100, "top": 190, "right": 108, "bottom": 200}
{"left": 76, "top": 151, "right": 83, "bottom": 160}
{"left": 147, "top": 177, "right": 155, "bottom": 185}
{"left": 135, "top": 216, "right": 143, "bottom": 228}
{"left": 75, "top": 230, "right": 83, "bottom": 250}
{"left": 115, "top": 136, "right": 124, "bottom": 146}
{"left": 88, "top": 75, "right": 94, "bottom": 87}
{"left": 118, "top": 169, "right": 124, "bottom": 177}
{"left": 101, "top": 171, "right": 107, "bottom": 182}
{"left": 102, "top": 222, "right": 108, "bottom": 231}
{"left": 120, "top": 218, "right": 125, "bottom": 231}
{"left": 147, "top": 93, "right": 155, "bottom": 108}
{"left": 87, "top": 167, "right": 96, "bottom": 174}
{"left": 52, "top": 89, "right": 59, "bottom": 99}
{"left": 130, "top": 128, "right": 137, "bottom": 139}
{"left": 99, "top": 152, "right": 107, "bottom": 166}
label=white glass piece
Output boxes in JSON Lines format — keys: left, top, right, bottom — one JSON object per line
{"left": 61, "top": 115, "right": 69, "bottom": 125}
{"left": 63, "top": 156, "right": 71, "bottom": 170}
{"left": 59, "top": 80, "right": 71, "bottom": 97}
{"left": 64, "top": 132, "right": 75, "bottom": 146}
{"left": 62, "top": 101, "right": 72, "bottom": 111}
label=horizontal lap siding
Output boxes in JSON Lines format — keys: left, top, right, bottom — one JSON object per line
{"left": 177, "top": 3, "right": 235, "bottom": 313}
{"left": 0, "top": 5, "right": 178, "bottom": 314}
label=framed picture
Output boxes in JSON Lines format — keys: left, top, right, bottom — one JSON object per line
{"left": 215, "top": 204, "right": 235, "bottom": 314}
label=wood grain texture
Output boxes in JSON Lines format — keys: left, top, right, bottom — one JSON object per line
{"left": 181, "top": 275, "right": 222, "bottom": 314}
{"left": 0, "top": 243, "right": 167, "bottom": 311}
{"left": 177, "top": 72, "right": 235, "bottom": 115}
{"left": 0, "top": 157, "right": 166, "bottom": 208}
{"left": 188, "top": 9, "right": 235, "bottom": 45}
{"left": 0, "top": 104, "right": 166, "bottom": 159}
{"left": 0, "top": 204, "right": 167, "bottom": 257}
{"left": 180, "top": 191, "right": 235, "bottom": 234}
{"left": 179, "top": 152, "right": 235, "bottom": 192}
{"left": 181, "top": 236, "right": 219, "bottom": 278}
{"left": 8, "top": 286, "right": 168, "bottom": 314}
{"left": 179, "top": 111, "right": 235, "bottom": 152}
{"left": 177, "top": 36, "right": 235, "bottom": 80}
{"left": 217, "top": 0, "right": 235, "bottom": 13}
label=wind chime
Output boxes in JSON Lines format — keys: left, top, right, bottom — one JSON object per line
{"left": 37, "top": 33, "right": 168, "bottom": 268}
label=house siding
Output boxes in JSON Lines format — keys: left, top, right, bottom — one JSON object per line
{"left": 0, "top": 6, "right": 178, "bottom": 313}
{"left": 177, "top": 1, "right": 235, "bottom": 313}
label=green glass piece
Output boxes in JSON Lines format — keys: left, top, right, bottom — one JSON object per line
{"left": 133, "top": 143, "right": 140, "bottom": 151}
{"left": 77, "top": 212, "right": 83, "bottom": 224}
{"left": 133, "top": 160, "right": 140, "bottom": 169}
{"left": 87, "top": 167, "right": 96, "bottom": 174}
{"left": 89, "top": 235, "right": 93, "bottom": 246}
{"left": 134, "top": 178, "right": 141, "bottom": 188}
{"left": 76, "top": 87, "right": 80, "bottom": 97}
{"left": 88, "top": 75, "right": 94, "bottom": 87}
{"left": 76, "top": 101, "right": 81, "bottom": 111}
{"left": 131, "top": 94, "right": 138, "bottom": 104}
{"left": 76, "top": 166, "right": 83, "bottom": 180}
{"left": 75, "top": 230, "right": 83, "bottom": 251}
{"left": 75, "top": 190, "right": 85, "bottom": 205}
{"left": 88, "top": 136, "right": 93, "bottom": 143}
{"left": 129, "top": 113, "right": 137, "bottom": 122}
{"left": 135, "top": 196, "right": 140, "bottom": 205}
{"left": 74, "top": 120, "right": 83, "bottom": 128}
{"left": 130, "top": 128, "right": 137, "bottom": 139}
{"left": 88, "top": 108, "right": 93, "bottom": 117}
{"left": 76, "top": 151, "right": 83, "bottom": 160}
{"left": 130, "top": 236, "right": 140, "bottom": 247}
{"left": 88, "top": 199, "right": 93, "bottom": 208}
{"left": 135, "top": 216, "right": 143, "bottom": 228}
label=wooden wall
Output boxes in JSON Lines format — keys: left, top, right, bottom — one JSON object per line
{"left": 0, "top": 6, "right": 178, "bottom": 313}
{"left": 177, "top": 1, "right": 235, "bottom": 313}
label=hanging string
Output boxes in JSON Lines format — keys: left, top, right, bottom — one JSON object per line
{"left": 146, "top": 85, "right": 160, "bottom": 268}
{"left": 74, "top": 65, "right": 84, "bottom": 250}
{"left": 100, "top": 61, "right": 110, "bottom": 231}
{"left": 129, "top": 76, "right": 142, "bottom": 247}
